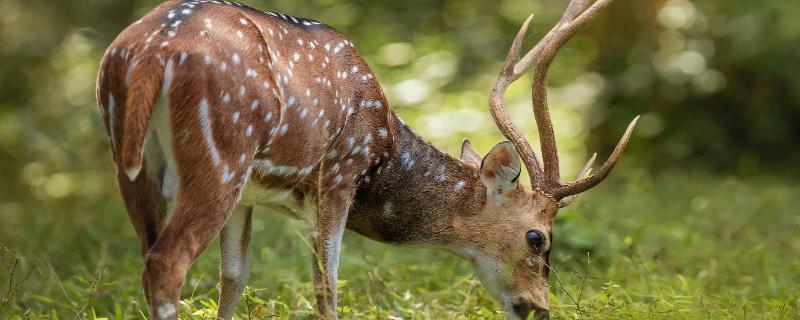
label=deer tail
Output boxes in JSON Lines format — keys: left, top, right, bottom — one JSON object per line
{"left": 117, "top": 57, "right": 171, "bottom": 181}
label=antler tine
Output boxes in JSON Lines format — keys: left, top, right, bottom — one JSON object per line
{"left": 576, "top": 152, "right": 597, "bottom": 179}
{"left": 503, "top": 14, "right": 535, "bottom": 80}
{"left": 489, "top": 14, "right": 545, "bottom": 187}
{"left": 554, "top": 116, "right": 639, "bottom": 200}
{"left": 531, "top": 0, "right": 614, "bottom": 190}
{"left": 557, "top": 152, "right": 596, "bottom": 207}
{"left": 513, "top": 0, "right": 588, "bottom": 77}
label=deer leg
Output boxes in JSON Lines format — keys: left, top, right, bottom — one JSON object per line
{"left": 116, "top": 161, "right": 166, "bottom": 305}
{"left": 142, "top": 176, "right": 243, "bottom": 320}
{"left": 217, "top": 205, "right": 253, "bottom": 320}
{"left": 311, "top": 190, "right": 353, "bottom": 320}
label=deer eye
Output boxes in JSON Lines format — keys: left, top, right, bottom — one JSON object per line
{"left": 526, "top": 230, "right": 544, "bottom": 252}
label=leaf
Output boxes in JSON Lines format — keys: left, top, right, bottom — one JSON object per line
{"left": 249, "top": 304, "right": 270, "bottom": 319}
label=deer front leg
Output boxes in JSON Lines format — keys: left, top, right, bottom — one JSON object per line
{"left": 217, "top": 205, "right": 253, "bottom": 320}
{"left": 311, "top": 190, "right": 353, "bottom": 320}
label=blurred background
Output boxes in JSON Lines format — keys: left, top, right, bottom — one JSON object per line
{"left": 0, "top": 0, "right": 798, "bottom": 319}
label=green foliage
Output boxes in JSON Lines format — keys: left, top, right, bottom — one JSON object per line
{"left": 0, "top": 0, "right": 798, "bottom": 319}
{"left": 2, "top": 173, "right": 799, "bottom": 319}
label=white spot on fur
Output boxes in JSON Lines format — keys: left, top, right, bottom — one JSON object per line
{"left": 298, "top": 166, "right": 314, "bottom": 176}
{"left": 401, "top": 151, "right": 414, "bottom": 170}
{"left": 198, "top": 99, "right": 222, "bottom": 166}
{"left": 222, "top": 165, "right": 236, "bottom": 184}
{"left": 454, "top": 180, "right": 465, "bottom": 192}
{"left": 326, "top": 150, "right": 338, "bottom": 159}
{"left": 435, "top": 165, "right": 447, "bottom": 182}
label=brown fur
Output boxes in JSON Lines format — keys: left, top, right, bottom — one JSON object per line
{"left": 96, "top": 1, "right": 627, "bottom": 320}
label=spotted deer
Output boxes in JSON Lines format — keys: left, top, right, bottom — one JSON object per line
{"left": 96, "top": 0, "right": 635, "bottom": 319}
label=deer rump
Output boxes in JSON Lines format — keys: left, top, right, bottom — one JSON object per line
{"left": 97, "top": 1, "right": 393, "bottom": 198}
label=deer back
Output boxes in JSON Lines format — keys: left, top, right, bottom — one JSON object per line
{"left": 97, "top": 0, "right": 395, "bottom": 193}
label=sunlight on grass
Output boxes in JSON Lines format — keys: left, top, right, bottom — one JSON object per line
{"left": 1, "top": 172, "right": 798, "bottom": 319}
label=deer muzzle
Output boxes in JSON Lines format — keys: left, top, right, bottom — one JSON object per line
{"left": 512, "top": 300, "right": 549, "bottom": 320}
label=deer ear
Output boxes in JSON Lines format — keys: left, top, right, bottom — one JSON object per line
{"left": 460, "top": 139, "right": 482, "bottom": 165}
{"left": 480, "top": 141, "right": 521, "bottom": 195}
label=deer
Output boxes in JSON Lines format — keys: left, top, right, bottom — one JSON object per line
{"left": 95, "top": 0, "right": 636, "bottom": 319}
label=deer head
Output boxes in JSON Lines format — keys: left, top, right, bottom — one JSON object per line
{"left": 450, "top": 1, "right": 638, "bottom": 318}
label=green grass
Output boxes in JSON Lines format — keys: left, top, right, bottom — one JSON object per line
{"left": 1, "top": 170, "right": 799, "bottom": 319}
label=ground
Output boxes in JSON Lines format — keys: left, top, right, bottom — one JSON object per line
{"left": 1, "top": 171, "right": 798, "bottom": 319}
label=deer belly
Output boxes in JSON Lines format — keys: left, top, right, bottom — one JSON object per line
{"left": 238, "top": 183, "right": 314, "bottom": 219}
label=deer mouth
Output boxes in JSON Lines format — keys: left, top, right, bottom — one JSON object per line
{"left": 512, "top": 301, "right": 549, "bottom": 320}
{"left": 532, "top": 307, "right": 549, "bottom": 320}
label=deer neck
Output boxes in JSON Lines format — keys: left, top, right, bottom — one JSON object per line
{"left": 348, "top": 113, "right": 487, "bottom": 245}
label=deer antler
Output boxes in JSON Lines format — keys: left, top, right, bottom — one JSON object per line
{"left": 489, "top": 0, "right": 638, "bottom": 202}
{"left": 489, "top": 14, "right": 544, "bottom": 186}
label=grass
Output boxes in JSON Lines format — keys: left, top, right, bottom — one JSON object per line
{"left": 1, "top": 169, "right": 799, "bottom": 319}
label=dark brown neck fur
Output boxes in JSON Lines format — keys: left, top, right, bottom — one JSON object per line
{"left": 347, "top": 113, "right": 487, "bottom": 244}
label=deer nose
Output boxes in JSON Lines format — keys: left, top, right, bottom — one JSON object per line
{"left": 512, "top": 301, "right": 549, "bottom": 320}
{"left": 511, "top": 301, "right": 532, "bottom": 319}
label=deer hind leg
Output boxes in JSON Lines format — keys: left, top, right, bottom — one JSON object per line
{"left": 143, "top": 99, "right": 257, "bottom": 319}
{"left": 142, "top": 169, "right": 246, "bottom": 320}
{"left": 116, "top": 162, "right": 166, "bottom": 305}
{"left": 217, "top": 205, "right": 253, "bottom": 320}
